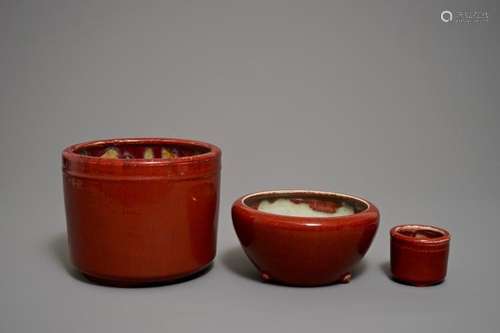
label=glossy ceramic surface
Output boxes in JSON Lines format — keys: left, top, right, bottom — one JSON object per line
{"left": 232, "top": 190, "right": 380, "bottom": 286}
{"left": 390, "top": 225, "right": 450, "bottom": 286}
{"left": 62, "top": 138, "right": 221, "bottom": 286}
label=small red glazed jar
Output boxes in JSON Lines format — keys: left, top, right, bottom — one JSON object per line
{"left": 232, "top": 190, "right": 379, "bottom": 286}
{"left": 62, "top": 138, "right": 221, "bottom": 286}
{"left": 390, "top": 225, "right": 450, "bottom": 286}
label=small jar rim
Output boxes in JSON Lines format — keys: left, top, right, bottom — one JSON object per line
{"left": 390, "top": 224, "right": 450, "bottom": 245}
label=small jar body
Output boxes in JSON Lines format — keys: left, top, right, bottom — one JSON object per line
{"left": 390, "top": 225, "right": 450, "bottom": 286}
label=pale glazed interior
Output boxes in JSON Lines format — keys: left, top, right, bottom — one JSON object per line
{"left": 242, "top": 191, "right": 368, "bottom": 219}
{"left": 258, "top": 198, "right": 354, "bottom": 217}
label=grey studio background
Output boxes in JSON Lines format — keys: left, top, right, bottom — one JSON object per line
{"left": 1, "top": 1, "right": 499, "bottom": 332}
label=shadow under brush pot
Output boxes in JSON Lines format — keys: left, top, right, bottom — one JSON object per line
{"left": 232, "top": 190, "right": 380, "bottom": 286}
{"left": 62, "top": 138, "right": 221, "bottom": 286}
{"left": 390, "top": 224, "right": 450, "bottom": 286}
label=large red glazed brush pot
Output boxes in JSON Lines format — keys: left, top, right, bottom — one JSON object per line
{"left": 62, "top": 138, "right": 221, "bottom": 286}
{"left": 232, "top": 190, "right": 380, "bottom": 286}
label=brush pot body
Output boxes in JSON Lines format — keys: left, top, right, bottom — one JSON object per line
{"left": 62, "top": 138, "right": 221, "bottom": 286}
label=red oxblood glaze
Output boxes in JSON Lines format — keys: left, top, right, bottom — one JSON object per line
{"left": 290, "top": 198, "right": 339, "bottom": 213}
{"left": 62, "top": 138, "right": 221, "bottom": 286}
{"left": 232, "top": 191, "right": 380, "bottom": 286}
{"left": 390, "top": 225, "right": 450, "bottom": 286}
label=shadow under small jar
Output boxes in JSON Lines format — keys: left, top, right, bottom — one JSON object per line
{"left": 232, "top": 190, "right": 380, "bottom": 287}
{"left": 390, "top": 225, "right": 450, "bottom": 286}
{"left": 62, "top": 138, "right": 221, "bottom": 286}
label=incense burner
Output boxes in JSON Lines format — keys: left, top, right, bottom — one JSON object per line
{"left": 232, "top": 190, "right": 379, "bottom": 286}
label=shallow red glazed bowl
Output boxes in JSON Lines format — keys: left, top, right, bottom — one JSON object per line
{"left": 62, "top": 138, "right": 221, "bottom": 286}
{"left": 390, "top": 224, "right": 450, "bottom": 286}
{"left": 231, "top": 190, "right": 380, "bottom": 286}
